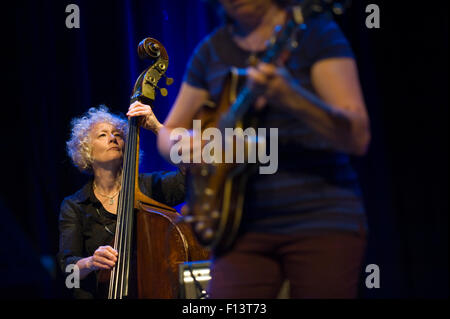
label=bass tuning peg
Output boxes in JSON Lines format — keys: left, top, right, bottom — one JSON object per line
{"left": 157, "top": 86, "right": 168, "bottom": 97}
{"left": 163, "top": 74, "right": 174, "bottom": 86}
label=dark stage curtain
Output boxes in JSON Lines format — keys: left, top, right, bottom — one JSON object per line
{"left": 0, "top": 0, "right": 447, "bottom": 298}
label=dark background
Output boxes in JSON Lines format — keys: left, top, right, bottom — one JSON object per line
{"left": 0, "top": 0, "right": 447, "bottom": 299}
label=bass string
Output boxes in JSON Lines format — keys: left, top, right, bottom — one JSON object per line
{"left": 109, "top": 146, "right": 127, "bottom": 298}
{"left": 114, "top": 120, "right": 132, "bottom": 298}
{"left": 122, "top": 119, "right": 137, "bottom": 297}
{"left": 109, "top": 117, "right": 137, "bottom": 299}
{"left": 109, "top": 147, "right": 125, "bottom": 298}
{"left": 119, "top": 117, "right": 137, "bottom": 298}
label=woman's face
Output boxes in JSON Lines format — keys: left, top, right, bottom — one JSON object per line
{"left": 219, "top": 0, "right": 273, "bottom": 23}
{"left": 89, "top": 122, "right": 124, "bottom": 169}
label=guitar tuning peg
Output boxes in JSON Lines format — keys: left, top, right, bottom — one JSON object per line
{"left": 163, "top": 74, "right": 174, "bottom": 86}
{"left": 332, "top": 3, "right": 344, "bottom": 15}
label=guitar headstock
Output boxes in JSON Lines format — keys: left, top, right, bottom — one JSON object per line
{"left": 295, "top": 0, "right": 351, "bottom": 23}
{"left": 130, "top": 38, "right": 174, "bottom": 105}
{"left": 262, "top": 0, "right": 351, "bottom": 65}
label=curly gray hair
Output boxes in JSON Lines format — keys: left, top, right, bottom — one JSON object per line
{"left": 66, "top": 105, "right": 128, "bottom": 174}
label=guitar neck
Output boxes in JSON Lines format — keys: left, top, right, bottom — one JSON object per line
{"left": 221, "top": 14, "right": 302, "bottom": 128}
{"left": 222, "top": 86, "right": 255, "bottom": 128}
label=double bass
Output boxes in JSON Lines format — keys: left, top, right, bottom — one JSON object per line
{"left": 98, "top": 38, "right": 208, "bottom": 299}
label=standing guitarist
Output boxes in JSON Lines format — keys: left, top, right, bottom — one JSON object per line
{"left": 158, "top": 0, "right": 370, "bottom": 298}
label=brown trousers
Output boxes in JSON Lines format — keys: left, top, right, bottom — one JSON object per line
{"left": 208, "top": 229, "right": 367, "bottom": 299}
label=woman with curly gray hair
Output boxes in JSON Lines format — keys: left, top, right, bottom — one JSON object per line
{"left": 58, "top": 101, "right": 186, "bottom": 299}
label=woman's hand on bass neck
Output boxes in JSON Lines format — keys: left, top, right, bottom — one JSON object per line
{"left": 127, "top": 101, "right": 163, "bottom": 134}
